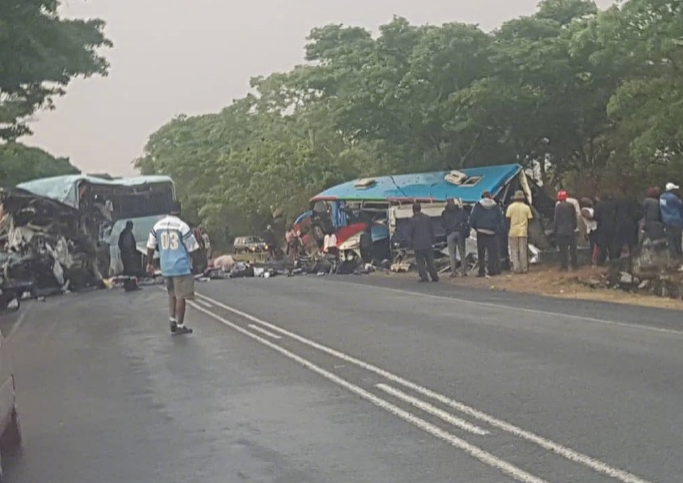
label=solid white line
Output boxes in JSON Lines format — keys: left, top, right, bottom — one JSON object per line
{"left": 188, "top": 301, "right": 549, "bottom": 483}
{"left": 330, "top": 279, "right": 683, "bottom": 337}
{"left": 376, "top": 383, "right": 489, "bottom": 436}
{"left": 247, "top": 324, "right": 281, "bottom": 339}
{"left": 195, "top": 299, "right": 213, "bottom": 308}
{"left": 195, "top": 292, "right": 654, "bottom": 483}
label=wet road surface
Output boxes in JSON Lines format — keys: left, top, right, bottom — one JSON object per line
{"left": 1, "top": 274, "right": 681, "bottom": 483}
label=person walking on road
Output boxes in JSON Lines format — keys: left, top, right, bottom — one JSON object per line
{"left": 146, "top": 201, "right": 200, "bottom": 335}
{"left": 554, "top": 190, "right": 578, "bottom": 271}
{"left": 659, "top": 182, "right": 683, "bottom": 261}
{"left": 470, "top": 191, "right": 504, "bottom": 278}
{"left": 505, "top": 190, "right": 533, "bottom": 274}
{"left": 407, "top": 202, "right": 439, "bottom": 282}
{"left": 441, "top": 198, "right": 469, "bottom": 277}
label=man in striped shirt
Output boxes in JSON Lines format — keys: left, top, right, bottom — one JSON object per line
{"left": 146, "top": 201, "right": 199, "bottom": 334}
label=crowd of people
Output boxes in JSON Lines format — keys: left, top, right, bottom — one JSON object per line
{"left": 403, "top": 182, "right": 683, "bottom": 282}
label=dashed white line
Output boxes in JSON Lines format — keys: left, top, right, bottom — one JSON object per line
{"left": 188, "top": 300, "right": 550, "bottom": 483}
{"left": 5, "top": 304, "right": 29, "bottom": 343}
{"left": 195, "top": 292, "right": 655, "bottom": 483}
{"left": 376, "top": 383, "right": 489, "bottom": 436}
{"left": 247, "top": 324, "right": 281, "bottom": 339}
{"left": 195, "top": 299, "right": 213, "bottom": 308}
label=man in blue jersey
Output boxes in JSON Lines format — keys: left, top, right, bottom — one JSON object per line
{"left": 146, "top": 201, "right": 200, "bottom": 334}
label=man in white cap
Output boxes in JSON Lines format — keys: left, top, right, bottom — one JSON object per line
{"left": 660, "top": 182, "right": 683, "bottom": 260}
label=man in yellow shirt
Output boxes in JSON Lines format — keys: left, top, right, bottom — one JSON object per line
{"left": 505, "top": 190, "right": 533, "bottom": 273}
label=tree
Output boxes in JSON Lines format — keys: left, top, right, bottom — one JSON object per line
{"left": 138, "top": 0, "right": 683, "bottom": 238}
{"left": 600, "top": 0, "right": 683, "bottom": 183}
{"left": 0, "top": 142, "right": 80, "bottom": 187}
{"left": 0, "top": 0, "right": 112, "bottom": 140}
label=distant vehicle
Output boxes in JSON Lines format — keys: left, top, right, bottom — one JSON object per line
{"left": 0, "top": 293, "right": 22, "bottom": 477}
{"left": 233, "top": 236, "right": 269, "bottom": 254}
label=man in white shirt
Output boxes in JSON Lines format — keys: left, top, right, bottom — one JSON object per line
{"left": 146, "top": 201, "right": 200, "bottom": 335}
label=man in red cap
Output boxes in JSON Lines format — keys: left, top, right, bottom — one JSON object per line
{"left": 554, "top": 190, "right": 578, "bottom": 270}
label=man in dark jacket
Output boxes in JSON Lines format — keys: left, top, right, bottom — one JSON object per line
{"left": 640, "top": 187, "right": 664, "bottom": 244}
{"left": 118, "top": 220, "right": 140, "bottom": 291}
{"left": 593, "top": 193, "right": 619, "bottom": 265}
{"left": 615, "top": 195, "right": 641, "bottom": 256}
{"left": 441, "top": 198, "right": 469, "bottom": 277}
{"left": 263, "top": 225, "right": 277, "bottom": 258}
{"left": 554, "top": 190, "right": 578, "bottom": 270}
{"left": 469, "top": 191, "right": 504, "bottom": 277}
{"left": 407, "top": 203, "right": 439, "bottom": 282}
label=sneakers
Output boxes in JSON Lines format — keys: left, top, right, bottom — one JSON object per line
{"left": 169, "top": 319, "right": 193, "bottom": 334}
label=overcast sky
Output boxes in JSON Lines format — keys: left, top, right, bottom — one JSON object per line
{"left": 23, "top": 0, "right": 613, "bottom": 176}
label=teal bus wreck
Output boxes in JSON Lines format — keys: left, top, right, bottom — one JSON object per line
{"left": 1, "top": 175, "right": 178, "bottom": 296}
{"left": 297, "top": 164, "right": 553, "bottom": 267}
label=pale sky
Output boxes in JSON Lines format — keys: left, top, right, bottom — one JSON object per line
{"left": 24, "top": 0, "right": 614, "bottom": 176}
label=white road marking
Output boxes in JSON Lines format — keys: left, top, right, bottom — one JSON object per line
{"left": 188, "top": 301, "right": 550, "bottom": 483}
{"left": 331, "top": 279, "right": 683, "bottom": 337}
{"left": 376, "top": 383, "right": 489, "bottom": 435}
{"left": 247, "top": 324, "right": 281, "bottom": 339}
{"left": 195, "top": 292, "right": 655, "bottom": 483}
{"left": 195, "top": 299, "right": 213, "bottom": 308}
{"left": 5, "top": 305, "right": 29, "bottom": 343}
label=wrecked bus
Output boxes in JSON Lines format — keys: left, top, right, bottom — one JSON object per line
{"left": 303, "top": 163, "right": 553, "bottom": 266}
{"left": 1, "top": 175, "right": 178, "bottom": 295}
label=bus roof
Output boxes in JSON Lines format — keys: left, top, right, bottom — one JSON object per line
{"left": 17, "top": 175, "right": 174, "bottom": 209}
{"left": 310, "top": 164, "right": 522, "bottom": 204}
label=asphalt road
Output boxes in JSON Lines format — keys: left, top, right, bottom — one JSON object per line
{"left": 1, "top": 273, "right": 681, "bottom": 483}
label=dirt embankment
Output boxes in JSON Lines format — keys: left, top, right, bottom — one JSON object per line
{"left": 384, "top": 266, "right": 683, "bottom": 311}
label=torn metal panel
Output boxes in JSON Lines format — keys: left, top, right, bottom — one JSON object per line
{"left": 0, "top": 188, "right": 103, "bottom": 294}
{"left": 14, "top": 175, "right": 179, "bottom": 283}
{"left": 17, "top": 174, "right": 175, "bottom": 215}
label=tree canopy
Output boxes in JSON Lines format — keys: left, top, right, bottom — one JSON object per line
{"left": 136, "top": 0, "right": 683, "bottom": 244}
{"left": 0, "top": 142, "right": 79, "bottom": 187}
{"left": 0, "top": 0, "right": 111, "bottom": 140}
{"left": 0, "top": 0, "right": 111, "bottom": 186}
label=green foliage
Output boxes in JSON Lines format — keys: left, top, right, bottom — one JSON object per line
{"left": 0, "top": 0, "right": 111, "bottom": 140}
{"left": 0, "top": 142, "right": 80, "bottom": 187}
{"left": 138, "top": 0, "right": 683, "bottom": 243}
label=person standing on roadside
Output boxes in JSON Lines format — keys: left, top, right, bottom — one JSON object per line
{"left": 554, "top": 190, "right": 578, "bottom": 271}
{"left": 201, "top": 228, "right": 212, "bottom": 261}
{"left": 118, "top": 220, "right": 140, "bottom": 292}
{"left": 579, "top": 198, "right": 598, "bottom": 267}
{"left": 505, "top": 190, "right": 533, "bottom": 274}
{"left": 285, "top": 225, "right": 300, "bottom": 261}
{"left": 469, "top": 191, "right": 504, "bottom": 278}
{"left": 659, "top": 182, "right": 683, "bottom": 261}
{"left": 640, "top": 187, "right": 664, "bottom": 244}
{"left": 263, "top": 225, "right": 277, "bottom": 259}
{"left": 407, "top": 202, "right": 439, "bottom": 282}
{"left": 146, "top": 201, "right": 200, "bottom": 335}
{"left": 593, "top": 193, "right": 619, "bottom": 265}
{"left": 441, "top": 198, "right": 469, "bottom": 277}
